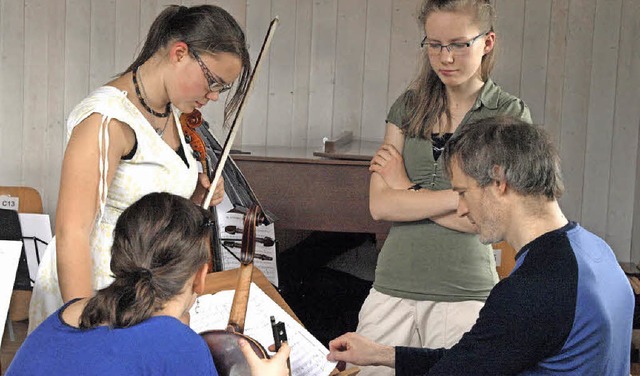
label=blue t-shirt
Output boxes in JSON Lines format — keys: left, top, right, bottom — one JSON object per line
{"left": 7, "top": 300, "right": 217, "bottom": 375}
{"left": 395, "top": 222, "right": 634, "bottom": 375}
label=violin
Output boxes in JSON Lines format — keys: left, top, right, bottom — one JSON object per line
{"left": 179, "top": 109, "right": 209, "bottom": 175}
{"left": 200, "top": 205, "right": 270, "bottom": 375}
{"left": 196, "top": 18, "right": 280, "bottom": 373}
{"left": 179, "top": 109, "right": 220, "bottom": 272}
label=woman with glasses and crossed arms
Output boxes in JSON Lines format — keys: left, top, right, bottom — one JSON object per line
{"left": 29, "top": 4, "right": 251, "bottom": 332}
{"left": 355, "top": 1, "right": 531, "bottom": 375}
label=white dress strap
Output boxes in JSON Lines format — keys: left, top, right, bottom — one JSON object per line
{"left": 97, "top": 115, "right": 111, "bottom": 223}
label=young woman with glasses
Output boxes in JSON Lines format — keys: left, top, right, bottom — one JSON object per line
{"left": 29, "top": 5, "right": 251, "bottom": 332}
{"left": 10, "top": 193, "right": 291, "bottom": 375}
{"left": 355, "top": 1, "right": 531, "bottom": 375}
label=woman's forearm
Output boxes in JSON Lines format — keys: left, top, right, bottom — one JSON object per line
{"left": 56, "top": 229, "right": 94, "bottom": 302}
{"left": 370, "top": 174, "right": 459, "bottom": 222}
{"left": 430, "top": 211, "right": 477, "bottom": 233}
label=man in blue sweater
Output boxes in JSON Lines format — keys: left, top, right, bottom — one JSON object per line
{"left": 327, "top": 117, "right": 634, "bottom": 375}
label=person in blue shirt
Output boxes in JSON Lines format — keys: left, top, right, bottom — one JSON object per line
{"left": 7, "top": 192, "right": 290, "bottom": 376}
{"left": 327, "top": 116, "right": 634, "bottom": 375}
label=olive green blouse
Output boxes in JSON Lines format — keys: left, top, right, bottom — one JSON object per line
{"left": 374, "top": 79, "right": 531, "bottom": 301}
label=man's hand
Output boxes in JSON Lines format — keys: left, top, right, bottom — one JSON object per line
{"left": 327, "top": 332, "right": 395, "bottom": 369}
{"left": 240, "top": 339, "right": 291, "bottom": 376}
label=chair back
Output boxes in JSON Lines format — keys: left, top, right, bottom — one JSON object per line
{"left": 0, "top": 187, "right": 43, "bottom": 214}
{"left": 0, "top": 186, "right": 44, "bottom": 321}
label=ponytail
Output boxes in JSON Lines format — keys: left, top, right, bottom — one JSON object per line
{"left": 123, "top": 5, "right": 184, "bottom": 74}
{"left": 79, "top": 193, "right": 212, "bottom": 329}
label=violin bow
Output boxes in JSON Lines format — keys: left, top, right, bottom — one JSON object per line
{"left": 202, "top": 17, "right": 280, "bottom": 209}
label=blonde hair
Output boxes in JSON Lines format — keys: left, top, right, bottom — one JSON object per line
{"left": 402, "top": 0, "right": 496, "bottom": 138}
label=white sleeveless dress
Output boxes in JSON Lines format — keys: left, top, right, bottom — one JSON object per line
{"left": 28, "top": 86, "right": 199, "bottom": 332}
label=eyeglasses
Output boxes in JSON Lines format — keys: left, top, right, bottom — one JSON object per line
{"left": 421, "top": 31, "right": 489, "bottom": 56}
{"left": 191, "top": 50, "right": 233, "bottom": 93}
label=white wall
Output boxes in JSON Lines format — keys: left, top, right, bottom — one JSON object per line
{"left": 1, "top": 0, "right": 639, "bottom": 261}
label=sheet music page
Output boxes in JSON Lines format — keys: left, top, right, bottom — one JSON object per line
{"left": 216, "top": 196, "right": 278, "bottom": 286}
{"left": 0, "top": 240, "right": 24, "bottom": 347}
{"left": 190, "top": 283, "right": 337, "bottom": 376}
{"left": 18, "top": 213, "right": 52, "bottom": 286}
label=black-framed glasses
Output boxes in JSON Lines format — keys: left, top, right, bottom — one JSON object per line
{"left": 191, "top": 50, "right": 233, "bottom": 93}
{"left": 420, "top": 31, "right": 489, "bottom": 55}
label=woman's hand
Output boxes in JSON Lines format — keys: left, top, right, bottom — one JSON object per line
{"left": 369, "top": 144, "right": 412, "bottom": 190}
{"left": 191, "top": 174, "right": 224, "bottom": 207}
{"left": 240, "top": 339, "right": 291, "bottom": 376}
{"left": 327, "top": 332, "right": 395, "bottom": 368}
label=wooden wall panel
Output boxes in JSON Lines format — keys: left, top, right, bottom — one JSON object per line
{"left": 557, "top": 0, "right": 596, "bottom": 221}
{"left": 387, "top": 0, "right": 421, "bottom": 110}
{"left": 64, "top": 0, "right": 91, "bottom": 123}
{"left": 242, "top": 0, "right": 273, "bottom": 145}
{"left": 266, "top": 0, "right": 296, "bottom": 146}
{"left": 43, "top": 0, "right": 66, "bottom": 216}
{"left": 581, "top": 0, "right": 622, "bottom": 240}
{"left": 634, "top": 119, "right": 640, "bottom": 261}
{"left": 520, "top": 0, "right": 551, "bottom": 123}
{"left": 493, "top": 0, "right": 525, "bottom": 96}
{"left": 0, "top": 0, "right": 639, "bottom": 261}
{"left": 23, "top": 0, "right": 48, "bottom": 197}
{"left": 543, "top": 0, "right": 569, "bottom": 146}
{"left": 608, "top": 0, "right": 640, "bottom": 259}
{"left": 139, "top": 0, "right": 158, "bottom": 49}
{"left": 90, "top": 0, "right": 116, "bottom": 91}
{"left": 360, "top": 0, "right": 392, "bottom": 141}
{"left": 332, "top": 0, "right": 367, "bottom": 139}
{"left": 307, "top": 0, "right": 338, "bottom": 145}
{"left": 291, "top": 0, "right": 312, "bottom": 147}
{"left": 0, "top": 0, "right": 25, "bottom": 185}
{"left": 115, "top": 0, "right": 141, "bottom": 74}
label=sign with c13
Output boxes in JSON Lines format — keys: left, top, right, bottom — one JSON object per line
{"left": 0, "top": 196, "right": 19, "bottom": 211}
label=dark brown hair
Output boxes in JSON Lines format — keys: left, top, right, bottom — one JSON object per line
{"left": 79, "top": 192, "right": 212, "bottom": 329}
{"left": 402, "top": 0, "right": 496, "bottom": 138}
{"left": 123, "top": 5, "right": 251, "bottom": 127}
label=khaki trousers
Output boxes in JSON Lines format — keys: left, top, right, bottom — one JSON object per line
{"left": 354, "top": 288, "right": 484, "bottom": 376}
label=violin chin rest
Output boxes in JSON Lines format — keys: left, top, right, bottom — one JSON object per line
{"left": 200, "top": 330, "right": 269, "bottom": 376}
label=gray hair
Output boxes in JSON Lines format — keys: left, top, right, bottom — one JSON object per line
{"left": 443, "top": 116, "right": 564, "bottom": 200}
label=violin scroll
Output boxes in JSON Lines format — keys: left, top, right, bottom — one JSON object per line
{"left": 179, "top": 110, "right": 209, "bottom": 173}
{"left": 180, "top": 110, "right": 203, "bottom": 129}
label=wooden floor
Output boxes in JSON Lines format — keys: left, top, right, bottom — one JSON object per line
{"left": 1, "top": 320, "right": 28, "bottom": 374}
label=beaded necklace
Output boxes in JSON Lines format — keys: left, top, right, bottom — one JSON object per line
{"left": 132, "top": 66, "right": 171, "bottom": 118}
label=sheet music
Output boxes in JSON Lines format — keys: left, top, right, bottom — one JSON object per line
{"left": 190, "top": 283, "right": 337, "bottom": 376}
{"left": 216, "top": 194, "right": 278, "bottom": 286}
{"left": 0, "top": 240, "right": 24, "bottom": 347}
{"left": 18, "top": 213, "right": 52, "bottom": 286}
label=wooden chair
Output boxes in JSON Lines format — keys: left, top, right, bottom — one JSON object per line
{"left": 493, "top": 242, "right": 517, "bottom": 279}
{"left": 0, "top": 187, "right": 44, "bottom": 322}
